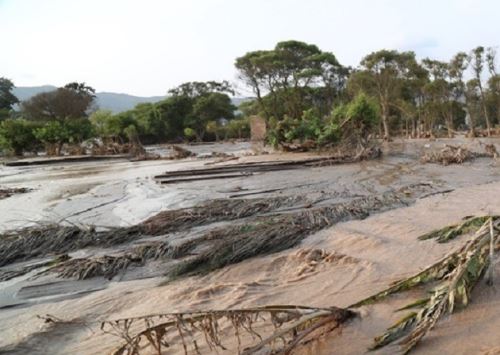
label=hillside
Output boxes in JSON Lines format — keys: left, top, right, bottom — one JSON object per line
{"left": 12, "top": 86, "right": 166, "bottom": 113}
{"left": 13, "top": 86, "right": 252, "bottom": 113}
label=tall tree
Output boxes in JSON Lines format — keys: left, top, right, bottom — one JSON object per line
{"left": 468, "top": 46, "right": 492, "bottom": 136}
{"left": 235, "top": 40, "right": 347, "bottom": 121}
{"left": 486, "top": 48, "right": 500, "bottom": 128}
{"left": 353, "top": 50, "right": 420, "bottom": 139}
{"left": 168, "top": 81, "right": 234, "bottom": 98}
{"left": 0, "top": 78, "right": 19, "bottom": 120}
{"left": 422, "top": 59, "right": 457, "bottom": 137}
{"left": 449, "top": 52, "right": 475, "bottom": 136}
{"left": 22, "top": 82, "right": 96, "bottom": 122}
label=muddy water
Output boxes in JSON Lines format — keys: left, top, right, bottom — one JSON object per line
{"left": 0, "top": 139, "right": 499, "bottom": 354}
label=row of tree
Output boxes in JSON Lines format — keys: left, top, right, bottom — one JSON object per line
{"left": 236, "top": 41, "right": 500, "bottom": 140}
{"left": 1, "top": 41, "right": 500, "bottom": 155}
{"left": 0, "top": 80, "right": 249, "bottom": 155}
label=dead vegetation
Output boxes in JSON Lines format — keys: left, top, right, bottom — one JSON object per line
{"left": 420, "top": 143, "right": 499, "bottom": 165}
{"left": 420, "top": 145, "right": 474, "bottom": 165}
{"left": 170, "top": 145, "right": 196, "bottom": 159}
{"left": 33, "top": 215, "right": 499, "bottom": 354}
{"left": 140, "top": 195, "right": 303, "bottom": 235}
{"left": 48, "top": 190, "right": 411, "bottom": 280}
{"left": 0, "top": 225, "right": 144, "bottom": 267}
{"left": 51, "top": 241, "right": 174, "bottom": 280}
{"left": 168, "top": 188, "right": 417, "bottom": 278}
{"left": 0, "top": 186, "right": 31, "bottom": 200}
{"left": 0, "top": 185, "right": 429, "bottom": 281}
{"left": 0, "top": 196, "right": 304, "bottom": 268}
{"left": 40, "top": 305, "right": 354, "bottom": 355}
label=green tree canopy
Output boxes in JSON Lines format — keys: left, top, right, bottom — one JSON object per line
{"left": 235, "top": 40, "right": 348, "bottom": 120}
{"left": 0, "top": 78, "right": 19, "bottom": 120}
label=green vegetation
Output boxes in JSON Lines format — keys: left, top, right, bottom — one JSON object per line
{"left": 1, "top": 42, "right": 500, "bottom": 156}
{"left": 0, "top": 78, "right": 19, "bottom": 120}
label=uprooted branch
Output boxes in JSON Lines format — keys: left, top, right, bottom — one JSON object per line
{"left": 97, "top": 305, "right": 355, "bottom": 355}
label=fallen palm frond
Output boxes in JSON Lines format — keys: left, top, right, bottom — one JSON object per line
{"left": 418, "top": 215, "right": 495, "bottom": 243}
{"left": 420, "top": 145, "right": 474, "bottom": 165}
{"left": 37, "top": 188, "right": 421, "bottom": 280}
{"left": 364, "top": 217, "right": 500, "bottom": 353}
{"left": 97, "top": 305, "right": 354, "bottom": 355}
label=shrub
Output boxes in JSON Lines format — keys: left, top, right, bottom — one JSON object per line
{"left": 0, "top": 119, "right": 41, "bottom": 156}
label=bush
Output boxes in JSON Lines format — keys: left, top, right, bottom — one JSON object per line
{"left": 0, "top": 119, "right": 41, "bottom": 156}
{"left": 184, "top": 127, "right": 196, "bottom": 141}
{"left": 34, "top": 121, "right": 69, "bottom": 155}
{"left": 65, "top": 118, "right": 94, "bottom": 144}
{"left": 226, "top": 118, "right": 250, "bottom": 139}
{"left": 266, "top": 93, "right": 379, "bottom": 149}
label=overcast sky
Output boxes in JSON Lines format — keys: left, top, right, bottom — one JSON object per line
{"left": 1, "top": 0, "right": 499, "bottom": 96}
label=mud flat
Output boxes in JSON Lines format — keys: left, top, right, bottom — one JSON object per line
{"left": 0, "top": 139, "right": 500, "bottom": 354}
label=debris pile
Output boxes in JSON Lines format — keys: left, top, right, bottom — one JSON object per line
{"left": 420, "top": 145, "right": 474, "bottom": 165}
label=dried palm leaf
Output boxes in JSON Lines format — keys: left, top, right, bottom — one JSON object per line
{"left": 369, "top": 217, "right": 499, "bottom": 354}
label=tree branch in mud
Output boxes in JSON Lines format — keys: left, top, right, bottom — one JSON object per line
{"left": 98, "top": 306, "right": 353, "bottom": 354}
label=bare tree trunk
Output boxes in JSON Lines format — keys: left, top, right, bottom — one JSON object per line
{"left": 478, "top": 83, "right": 492, "bottom": 136}
{"left": 445, "top": 114, "right": 454, "bottom": 138}
{"left": 381, "top": 103, "right": 390, "bottom": 140}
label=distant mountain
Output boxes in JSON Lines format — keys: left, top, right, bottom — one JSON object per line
{"left": 13, "top": 86, "right": 166, "bottom": 113}
{"left": 95, "top": 92, "right": 166, "bottom": 113}
{"left": 12, "top": 86, "right": 253, "bottom": 114}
